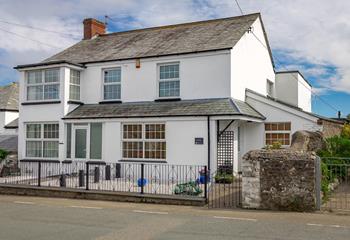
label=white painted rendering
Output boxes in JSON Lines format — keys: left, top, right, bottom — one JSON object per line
{"left": 230, "top": 18, "right": 275, "bottom": 101}
{"left": 0, "top": 111, "right": 18, "bottom": 135}
{"left": 275, "top": 72, "right": 312, "bottom": 112}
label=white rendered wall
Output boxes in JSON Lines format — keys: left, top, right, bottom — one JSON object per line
{"left": 297, "top": 74, "right": 312, "bottom": 112}
{"left": 230, "top": 18, "right": 275, "bottom": 101}
{"left": 0, "top": 112, "right": 18, "bottom": 134}
{"left": 81, "top": 51, "right": 231, "bottom": 103}
{"left": 275, "top": 72, "right": 298, "bottom": 106}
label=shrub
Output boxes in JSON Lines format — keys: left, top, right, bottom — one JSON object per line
{"left": 317, "top": 136, "right": 350, "bottom": 158}
{"left": 341, "top": 124, "right": 350, "bottom": 139}
{"left": 0, "top": 149, "right": 8, "bottom": 161}
{"left": 215, "top": 173, "right": 234, "bottom": 183}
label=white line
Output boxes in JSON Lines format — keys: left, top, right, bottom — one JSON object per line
{"left": 70, "top": 205, "right": 103, "bottom": 210}
{"left": 133, "top": 210, "right": 169, "bottom": 215}
{"left": 13, "top": 201, "right": 35, "bottom": 205}
{"left": 307, "top": 223, "right": 348, "bottom": 229}
{"left": 213, "top": 216, "right": 257, "bottom": 222}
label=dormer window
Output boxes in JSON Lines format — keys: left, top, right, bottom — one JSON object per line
{"left": 103, "top": 68, "right": 121, "bottom": 100}
{"left": 26, "top": 68, "right": 60, "bottom": 101}
{"left": 158, "top": 63, "right": 180, "bottom": 98}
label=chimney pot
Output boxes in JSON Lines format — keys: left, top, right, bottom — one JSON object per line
{"left": 83, "top": 18, "right": 106, "bottom": 40}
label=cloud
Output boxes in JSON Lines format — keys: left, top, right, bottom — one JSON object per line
{"left": 0, "top": 0, "right": 349, "bottom": 97}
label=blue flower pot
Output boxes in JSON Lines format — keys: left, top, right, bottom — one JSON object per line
{"left": 137, "top": 178, "right": 148, "bottom": 187}
{"left": 198, "top": 175, "right": 209, "bottom": 184}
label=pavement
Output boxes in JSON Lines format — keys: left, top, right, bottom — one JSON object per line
{"left": 0, "top": 195, "right": 349, "bottom": 240}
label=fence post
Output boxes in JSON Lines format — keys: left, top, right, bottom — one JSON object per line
{"left": 140, "top": 163, "right": 144, "bottom": 194}
{"left": 106, "top": 165, "right": 111, "bottom": 180}
{"left": 204, "top": 166, "right": 208, "bottom": 201}
{"left": 315, "top": 156, "right": 321, "bottom": 210}
{"left": 86, "top": 162, "right": 89, "bottom": 190}
{"left": 37, "top": 161, "right": 41, "bottom": 187}
{"left": 78, "top": 170, "right": 84, "bottom": 187}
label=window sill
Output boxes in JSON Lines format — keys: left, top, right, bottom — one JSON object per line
{"left": 119, "top": 159, "right": 167, "bottom": 164}
{"left": 99, "top": 100, "right": 122, "bottom": 104}
{"left": 154, "top": 98, "right": 181, "bottom": 102}
{"left": 22, "top": 100, "right": 61, "bottom": 105}
{"left": 68, "top": 100, "right": 84, "bottom": 105}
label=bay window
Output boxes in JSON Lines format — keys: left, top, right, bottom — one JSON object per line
{"left": 26, "top": 68, "right": 60, "bottom": 101}
{"left": 69, "top": 69, "right": 80, "bottom": 101}
{"left": 158, "top": 63, "right": 180, "bottom": 98}
{"left": 122, "top": 123, "right": 166, "bottom": 160}
{"left": 103, "top": 68, "right": 121, "bottom": 100}
{"left": 26, "top": 123, "right": 59, "bottom": 158}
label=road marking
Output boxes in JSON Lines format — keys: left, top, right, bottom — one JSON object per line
{"left": 13, "top": 201, "right": 35, "bottom": 205}
{"left": 213, "top": 216, "right": 257, "bottom": 222}
{"left": 133, "top": 210, "right": 169, "bottom": 215}
{"left": 70, "top": 205, "right": 103, "bottom": 210}
{"left": 307, "top": 223, "right": 349, "bottom": 229}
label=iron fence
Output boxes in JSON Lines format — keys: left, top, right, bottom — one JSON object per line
{"left": 0, "top": 160, "right": 207, "bottom": 198}
{"left": 321, "top": 157, "right": 350, "bottom": 211}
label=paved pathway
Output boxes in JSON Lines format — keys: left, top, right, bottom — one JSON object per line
{"left": 0, "top": 195, "right": 349, "bottom": 240}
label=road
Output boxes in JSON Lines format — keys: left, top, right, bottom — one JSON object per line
{"left": 0, "top": 195, "right": 349, "bottom": 240}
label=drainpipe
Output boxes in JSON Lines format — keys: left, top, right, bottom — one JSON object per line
{"left": 207, "top": 116, "right": 211, "bottom": 172}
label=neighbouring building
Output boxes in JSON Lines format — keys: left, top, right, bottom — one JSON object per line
{"left": 0, "top": 82, "right": 18, "bottom": 135}
{"left": 14, "top": 13, "right": 342, "bottom": 173}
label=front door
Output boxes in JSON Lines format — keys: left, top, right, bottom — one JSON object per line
{"left": 73, "top": 126, "right": 88, "bottom": 159}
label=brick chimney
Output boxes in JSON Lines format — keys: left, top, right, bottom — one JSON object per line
{"left": 83, "top": 18, "right": 106, "bottom": 40}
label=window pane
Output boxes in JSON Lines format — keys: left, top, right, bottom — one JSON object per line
{"left": 45, "top": 69, "right": 59, "bottom": 83}
{"left": 66, "top": 124, "right": 71, "bottom": 158}
{"left": 69, "top": 85, "right": 80, "bottom": 100}
{"left": 43, "top": 141, "right": 59, "bottom": 158}
{"left": 90, "top": 123, "right": 102, "bottom": 159}
{"left": 75, "top": 129, "right": 87, "bottom": 158}
{"left": 26, "top": 124, "right": 41, "bottom": 138}
{"left": 145, "top": 124, "right": 165, "bottom": 139}
{"left": 44, "top": 84, "right": 59, "bottom": 100}
{"left": 160, "top": 64, "right": 179, "bottom": 79}
{"left": 44, "top": 124, "right": 59, "bottom": 139}
{"left": 159, "top": 80, "right": 180, "bottom": 97}
{"left": 70, "top": 70, "right": 80, "bottom": 84}
{"left": 123, "top": 124, "right": 142, "bottom": 139}
{"left": 27, "top": 86, "right": 43, "bottom": 100}
{"left": 26, "top": 141, "right": 42, "bottom": 157}
{"left": 145, "top": 142, "right": 166, "bottom": 159}
{"left": 27, "top": 71, "right": 42, "bottom": 84}
{"left": 104, "top": 69, "right": 121, "bottom": 83}
{"left": 122, "top": 141, "right": 143, "bottom": 159}
{"left": 104, "top": 84, "right": 121, "bottom": 100}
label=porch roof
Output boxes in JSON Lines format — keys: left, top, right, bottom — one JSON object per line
{"left": 63, "top": 98, "right": 265, "bottom": 120}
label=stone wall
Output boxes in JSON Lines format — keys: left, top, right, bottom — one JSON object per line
{"left": 320, "top": 119, "right": 343, "bottom": 138}
{"left": 242, "top": 150, "right": 318, "bottom": 211}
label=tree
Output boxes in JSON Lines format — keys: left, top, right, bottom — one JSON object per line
{"left": 347, "top": 114, "right": 350, "bottom": 120}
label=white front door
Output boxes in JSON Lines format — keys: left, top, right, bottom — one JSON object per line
{"left": 73, "top": 125, "right": 89, "bottom": 160}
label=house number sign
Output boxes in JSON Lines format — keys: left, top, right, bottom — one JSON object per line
{"left": 195, "top": 138, "right": 204, "bottom": 145}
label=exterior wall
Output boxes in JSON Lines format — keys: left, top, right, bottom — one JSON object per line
{"left": 297, "top": 74, "right": 312, "bottom": 112}
{"left": 230, "top": 18, "right": 275, "bottom": 101}
{"left": 82, "top": 51, "right": 231, "bottom": 103}
{"left": 321, "top": 120, "right": 344, "bottom": 138}
{"left": 275, "top": 73, "right": 298, "bottom": 107}
{"left": 0, "top": 111, "right": 18, "bottom": 135}
{"left": 275, "top": 72, "right": 312, "bottom": 112}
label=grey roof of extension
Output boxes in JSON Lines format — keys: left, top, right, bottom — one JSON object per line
{"left": 63, "top": 98, "right": 265, "bottom": 120}
{"left": 4, "top": 118, "right": 18, "bottom": 129}
{"left": 41, "top": 13, "right": 260, "bottom": 65}
{"left": 0, "top": 135, "right": 18, "bottom": 152}
{"left": 0, "top": 83, "right": 19, "bottom": 111}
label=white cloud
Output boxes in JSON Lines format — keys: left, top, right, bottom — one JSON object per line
{"left": 0, "top": 0, "right": 349, "bottom": 95}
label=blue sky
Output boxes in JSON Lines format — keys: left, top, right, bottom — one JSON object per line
{"left": 0, "top": 0, "right": 349, "bottom": 118}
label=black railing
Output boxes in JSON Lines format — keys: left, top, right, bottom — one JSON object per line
{"left": 0, "top": 160, "right": 207, "bottom": 198}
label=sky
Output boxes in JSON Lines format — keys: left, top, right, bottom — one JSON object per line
{"left": 0, "top": 0, "right": 349, "bottom": 118}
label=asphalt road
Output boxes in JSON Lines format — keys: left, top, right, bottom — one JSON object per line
{"left": 0, "top": 195, "right": 349, "bottom": 240}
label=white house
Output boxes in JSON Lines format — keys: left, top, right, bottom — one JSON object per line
{"left": 0, "top": 82, "right": 18, "bottom": 135}
{"left": 14, "top": 13, "right": 340, "bottom": 174}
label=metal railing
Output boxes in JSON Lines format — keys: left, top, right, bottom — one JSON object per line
{"left": 321, "top": 157, "right": 350, "bottom": 211}
{"left": 0, "top": 160, "right": 208, "bottom": 198}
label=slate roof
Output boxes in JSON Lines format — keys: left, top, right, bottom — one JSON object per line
{"left": 63, "top": 98, "right": 265, "bottom": 120}
{"left": 0, "top": 83, "right": 19, "bottom": 111}
{"left": 42, "top": 13, "right": 260, "bottom": 65}
{"left": 0, "top": 135, "right": 18, "bottom": 152}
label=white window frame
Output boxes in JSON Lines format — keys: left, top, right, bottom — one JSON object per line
{"left": 157, "top": 62, "right": 180, "bottom": 99}
{"left": 121, "top": 123, "right": 166, "bottom": 161}
{"left": 102, "top": 67, "right": 122, "bottom": 101}
{"left": 25, "top": 122, "right": 59, "bottom": 160}
{"left": 69, "top": 69, "right": 80, "bottom": 101}
{"left": 25, "top": 68, "right": 60, "bottom": 102}
{"left": 264, "top": 122, "right": 291, "bottom": 147}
